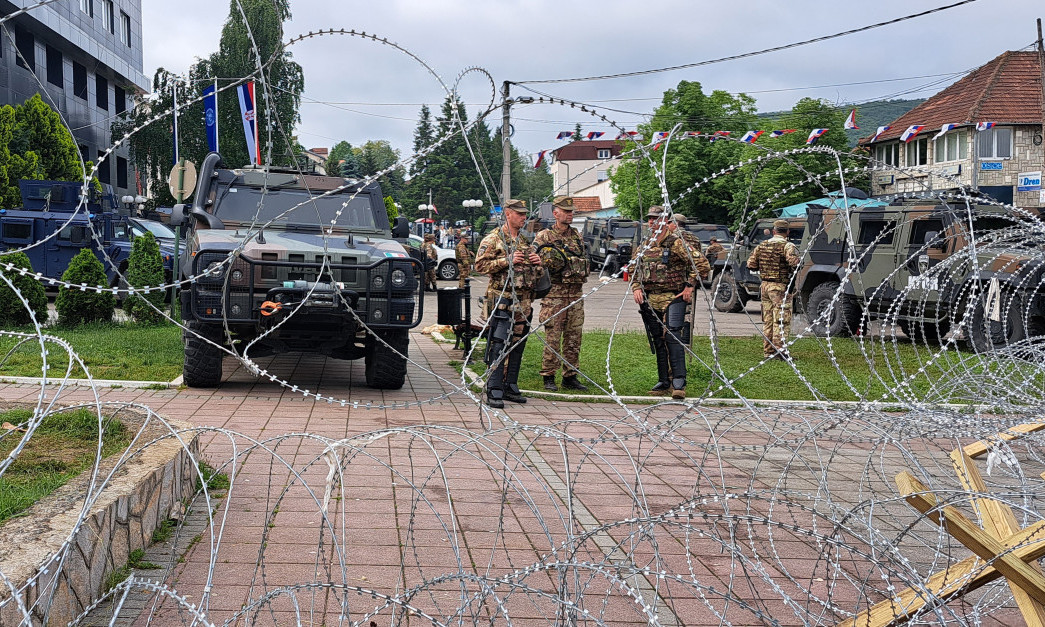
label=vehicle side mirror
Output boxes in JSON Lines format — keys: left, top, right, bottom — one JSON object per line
{"left": 170, "top": 203, "right": 188, "bottom": 227}
{"left": 392, "top": 216, "right": 409, "bottom": 239}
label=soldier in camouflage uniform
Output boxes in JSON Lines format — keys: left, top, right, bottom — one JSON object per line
{"left": 747, "top": 218, "right": 801, "bottom": 360}
{"left": 422, "top": 233, "right": 439, "bottom": 291}
{"left": 474, "top": 199, "right": 543, "bottom": 408}
{"left": 705, "top": 238, "right": 724, "bottom": 263}
{"left": 455, "top": 232, "right": 474, "bottom": 289}
{"left": 672, "top": 215, "right": 711, "bottom": 284}
{"left": 631, "top": 206, "right": 697, "bottom": 399}
{"left": 535, "top": 196, "right": 589, "bottom": 392}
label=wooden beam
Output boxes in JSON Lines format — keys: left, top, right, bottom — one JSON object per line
{"left": 951, "top": 450, "right": 1045, "bottom": 626}
{"left": 963, "top": 422, "right": 1045, "bottom": 459}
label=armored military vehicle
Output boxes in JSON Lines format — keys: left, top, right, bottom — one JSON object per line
{"left": 171, "top": 153, "right": 421, "bottom": 388}
{"left": 582, "top": 217, "right": 639, "bottom": 275}
{"left": 794, "top": 198, "right": 1045, "bottom": 350}
{"left": 0, "top": 180, "right": 175, "bottom": 291}
{"left": 713, "top": 216, "right": 805, "bottom": 312}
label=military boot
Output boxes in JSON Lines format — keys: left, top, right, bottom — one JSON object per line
{"left": 486, "top": 363, "right": 506, "bottom": 409}
{"left": 667, "top": 339, "right": 687, "bottom": 400}
{"left": 543, "top": 375, "right": 558, "bottom": 391}
{"left": 649, "top": 344, "right": 671, "bottom": 396}
{"left": 503, "top": 340, "right": 527, "bottom": 404}
{"left": 561, "top": 375, "right": 588, "bottom": 391}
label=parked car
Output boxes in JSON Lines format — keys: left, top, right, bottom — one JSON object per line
{"left": 404, "top": 234, "right": 459, "bottom": 280}
{"left": 713, "top": 216, "right": 805, "bottom": 312}
{"left": 581, "top": 218, "right": 639, "bottom": 275}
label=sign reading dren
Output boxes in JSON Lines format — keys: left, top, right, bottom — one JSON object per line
{"left": 1017, "top": 170, "right": 1042, "bottom": 192}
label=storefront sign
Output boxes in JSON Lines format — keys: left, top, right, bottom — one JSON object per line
{"left": 980, "top": 161, "right": 1003, "bottom": 171}
{"left": 1017, "top": 171, "right": 1042, "bottom": 192}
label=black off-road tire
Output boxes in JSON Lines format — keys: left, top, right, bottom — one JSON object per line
{"left": 966, "top": 291, "right": 1026, "bottom": 353}
{"left": 806, "top": 281, "right": 860, "bottom": 337}
{"left": 182, "top": 322, "right": 224, "bottom": 387}
{"left": 438, "top": 260, "right": 459, "bottom": 281}
{"left": 365, "top": 329, "right": 409, "bottom": 389}
{"left": 713, "top": 271, "right": 744, "bottom": 313}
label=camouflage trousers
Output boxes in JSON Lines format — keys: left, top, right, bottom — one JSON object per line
{"left": 457, "top": 266, "right": 471, "bottom": 289}
{"left": 760, "top": 282, "right": 792, "bottom": 357}
{"left": 425, "top": 269, "right": 438, "bottom": 290}
{"left": 539, "top": 289, "right": 584, "bottom": 378}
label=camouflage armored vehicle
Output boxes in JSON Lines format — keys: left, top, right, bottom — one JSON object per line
{"left": 795, "top": 199, "right": 1045, "bottom": 350}
{"left": 171, "top": 153, "right": 421, "bottom": 388}
{"left": 712, "top": 216, "right": 805, "bottom": 312}
{"left": 582, "top": 217, "right": 639, "bottom": 275}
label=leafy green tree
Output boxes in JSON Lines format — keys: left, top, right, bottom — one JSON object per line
{"left": 11, "top": 94, "right": 82, "bottom": 181}
{"left": 56, "top": 249, "right": 115, "bottom": 325}
{"left": 0, "top": 251, "right": 48, "bottom": 325}
{"left": 610, "top": 80, "right": 757, "bottom": 223}
{"left": 123, "top": 231, "right": 166, "bottom": 323}
{"left": 327, "top": 140, "right": 361, "bottom": 177}
{"left": 383, "top": 196, "right": 399, "bottom": 225}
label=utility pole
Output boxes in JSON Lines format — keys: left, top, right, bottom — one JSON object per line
{"left": 501, "top": 81, "right": 512, "bottom": 207}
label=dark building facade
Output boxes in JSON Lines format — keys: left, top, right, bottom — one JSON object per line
{"left": 0, "top": 0, "right": 148, "bottom": 199}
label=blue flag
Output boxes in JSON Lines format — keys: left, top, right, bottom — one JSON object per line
{"left": 203, "top": 84, "right": 219, "bottom": 153}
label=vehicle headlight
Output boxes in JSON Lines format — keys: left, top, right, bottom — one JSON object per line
{"left": 231, "top": 269, "right": 243, "bottom": 282}
{"left": 372, "top": 274, "right": 385, "bottom": 289}
{"left": 205, "top": 261, "right": 225, "bottom": 278}
{"left": 371, "top": 307, "right": 384, "bottom": 322}
{"left": 391, "top": 268, "right": 407, "bottom": 287}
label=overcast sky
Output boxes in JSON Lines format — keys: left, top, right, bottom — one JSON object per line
{"left": 142, "top": 0, "right": 1042, "bottom": 165}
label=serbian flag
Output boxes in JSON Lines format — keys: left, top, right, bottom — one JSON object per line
{"left": 844, "top": 109, "right": 859, "bottom": 130}
{"left": 806, "top": 128, "right": 828, "bottom": 145}
{"left": 932, "top": 123, "right": 958, "bottom": 141}
{"left": 616, "top": 130, "right": 639, "bottom": 140}
{"left": 534, "top": 150, "right": 546, "bottom": 169}
{"left": 586, "top": 131, "right": 604, "bottom": 140}
{"left": 557, "top": 131, "right": 574, "bottom": 140}
{"left": 900, "top": 125, "right": 925, "bottom": 143}
{"left": 976, "top": 121, "right": 995, "bottom": 131}
{"left": 653, "top": 131, "right": 670, "bottom": 141}
{"left": 740, "top": 130, "right": 763, "bottom": 144}
{"left": 770, "top": 129, "right": 796, "bottom": 138}
{"left": 685, "top": 131, "right": 701, "bottom": 138}
{"left": 870, "top": 125, "right": 891, "bottom": 142}
{"left": 237, "top": 81, "right": 260, "bottom": 165}
{"left": 709, "top": 130, "right": 731, "bottom": 143}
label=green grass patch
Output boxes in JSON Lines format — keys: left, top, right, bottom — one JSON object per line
{"left": 0, "top": 322, "right": 182, "bottom": 381}
{"left": 0, "top": 408, "right": 129, "bottom": 525}
{"left": 195, "top": 462, "right": 230, "bottom": 492}
{"left": 464, "top": 331, "right": 1000, "bottom": 402}
{"left": 103, "top": 548, "right": 162, "bottom": 592}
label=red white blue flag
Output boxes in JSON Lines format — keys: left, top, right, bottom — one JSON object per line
{"left": 770, "top": 129, "right": 796, "bottom": 138}
{"left": 709, "top": 130, "right": 731, "bottom": 143}
{"left": 685, "top": 131, "right": 701, "bottom": 138}
{"left": 237, "top": 81, "right": 260, "bottom": 165}
{"left": 806, "top": 128, "right": 828, "bottom": 145}
{"left": 844, "top": 109, "right": 859, "bottom": 130}
{"left": 976, "top": 121, "right": 995, "bottom": 131}
{"left": 586, "top": 131, "right": 605, "bottom": 140}
{"left": 932, "top": 123, "right": 959, "bottom": 141}
{"left": 557, "top": 131, "right": 574, "bottom": 140}
{"left": 740, "top": 130, "right": 764, "bottom": 144}
{"left": 616, "top": 130, "right": 639, "bottom": 140}
{"left": 900, "top": 125, "right": 925, "bottom": 143}
{"left": 534, "top": 150, "right": 546, "bottom": 169}
{"left": 871, "top": 125, "right": 891, "bottom": 142}
{"left": 653, "top": 132, "right": 670, "bottom": 141}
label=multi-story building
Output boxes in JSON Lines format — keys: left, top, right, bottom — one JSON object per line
{"left": 551, "top": 139, "right": 623, "bottom": 212}
{"left": 861, "top": 50, "right": 1044, "bottom": 209}
{"left": 0, "top": 0, "right": 148, "bottom": 199}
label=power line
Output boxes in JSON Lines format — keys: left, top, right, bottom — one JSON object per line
{"left": 514, "top": 0, "right": 979, "bottom": 85}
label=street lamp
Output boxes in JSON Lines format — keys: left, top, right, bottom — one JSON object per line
{"left": 462, "top": 199, "right": 483, "bottom": 250}
{"left": 121, "top": 194, "right": 147, "bottom": 217}
{"left": 418, "top": 203, "right": 433, "bottom": 234}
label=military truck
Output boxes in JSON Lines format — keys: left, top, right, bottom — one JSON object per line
{"left": 712, "top": 216, "right": 805, "bottom": 312}
{"left": 171, "top": 153, "right": 422, "bottom": 388}
{"left": 793, "top": 199, "right": 1045, "bottom": 350}
{"left": 0, "top": 180, "right": 175, "bottom": 291}
{"left": 581, "top": 217, "right": 639, "bottom": 275}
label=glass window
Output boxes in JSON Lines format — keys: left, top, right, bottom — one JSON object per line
{"left": 120, "top": 12, "right": 131, "bottom": 47}
{"left": 910, "top": 219, "right": 945, "bottom": 248}
{"left": 14, "top": 25, "right": 34, "bottom": 72}
{"left": 874, "top": 142, "right": 898, "bottom": 166}
{"left": 97, "top": 151, "right": 110, "bottom": 184}
{"left": 80, "top": 0, "right": 93, "bottom": 17}
{"left": 977, "top": 127, "right": 1013, "bottom": 159}
{"left": 101, "top": 0, "right": 114, "bottom": 33}
{"left": 116, "top": 156, "right": 128, "bottom": 188}
{"left": 59, "top": 224, "right": 89, "bottom": 244}
{"left": 858, "top": 220, "right": 896, "bottom": 245}
{"left": 596, "top": 169, "right": 608, "bottom": 182}
{"left": 96, "top": 75, "right": 108, "bottom": 110}
{"left": 45, "top": 45, "right": 63, "bottom": 87}
{"left": 596, "top": 149, "right": 610, "bottom": 159}
{"left": 934, "top": 130, "right": 968, "bottom": 162}
{"left": 73, "top": 62, "right": 88, "bottom": 100}
{"left": 114, "top": 88, "right": 126, "bottom": 114}
{"left": 905, "top": 137, "right": 928, "bottom": 167}
{"left": 2, "top": 221, "right": 32, "bottom": 241}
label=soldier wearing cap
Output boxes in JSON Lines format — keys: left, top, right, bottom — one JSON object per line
{"left": 671, "top": 214, "right": 711, "bottom": 284}
{"left": 421, "top": 232, "right": 439, "bottom": 291}
{"left": 455, "top": 231, "right": 474, "bottom": 289}
{"left": 747, "top": 218, "right": 801, "bottom": 360}
{"left": 474, "top": 199, "right": 543, "bottom": 408}
{"left": 631, "top": 205, "right": 698, "bottom": 399}
{"left": 705, "top": 237, "right": 725, "bottom": 263}
{"left": 534, "top": 196, "right": 590, "bottom": 392}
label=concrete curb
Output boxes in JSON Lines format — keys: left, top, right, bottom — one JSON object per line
{"left": 0, "top": 376, "right": 177, "bottom": 389}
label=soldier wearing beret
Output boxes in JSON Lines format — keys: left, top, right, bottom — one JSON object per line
{"left": 455, "top": 232, "right": 473, "bottom": 289}
{"left": 747, "top": 218, "right": 801, "bottom": 360}
{"left": 631, "top": 206, "right": 697, "bottom": 399}
{"left": 474, "top": 199, "right": 543, "bottom": 408}
{"left": 534, "top": 196, "right": 589, "bottom": 391}
{"left": 421, "top": 232, "right": 439, "bottom": 291}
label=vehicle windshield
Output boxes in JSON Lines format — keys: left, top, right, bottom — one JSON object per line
{"left": 611, "top": 226, "right": 636, "bottom": 239}
{"left": 691, "top": 228, "right": 730, "bottom": 243}
{"left": 134, "top": 220, "right": 176, "bottom": 239}
{"left": 971, "top": 215, "right": 1019, "bottom": 237}
{"left": 215, "top": 187, "right": 378, "bottom": 229}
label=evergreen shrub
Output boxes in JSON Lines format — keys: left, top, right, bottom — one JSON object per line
{"left": 123, "top": 231, "right": 166, "bottom": 323}
{"left": 55, "top": 249, "right": 114, "bottom": 325}
{"left": 0, "top": 251, "right": 48, "bottom": 325}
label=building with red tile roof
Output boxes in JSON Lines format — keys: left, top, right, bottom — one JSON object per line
{"left": 861, "top": 50, "right": 1044, "bottom": 208}
{"left": 550, "top": 139, "right": 623, "bottom": 213}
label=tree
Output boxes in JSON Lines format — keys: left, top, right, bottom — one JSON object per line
{"left": 610, "top": 80, "right": 757, "bottom": 223}
{"left": 410, "top": 104, "right": 434, "bottom": 178}
{"left": 0, "top": 251, "right": 48, "bottom": 325}
{"left": 573, "top": 122, "right": 583, "bottom": 142}
{"left": 327, "top": 140, "right": 360, "bottom": 177}
{"left": 11, "top": 94, "right": 82, "bottom": 181}
{"left": 383, "top": 196, "right": 399, "bottom": 225}
{"left": 55, "top": 249, "right": 115, "bottom": 325}
{"left": 356, "top": 140, "right": 405, "bottom": 199}
{"left": 123, "top": 231, "right": 166, "bottom": 323}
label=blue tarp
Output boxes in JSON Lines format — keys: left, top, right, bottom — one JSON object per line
{"left": 775, "top": 191, "right": 886, "bottom": 218}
